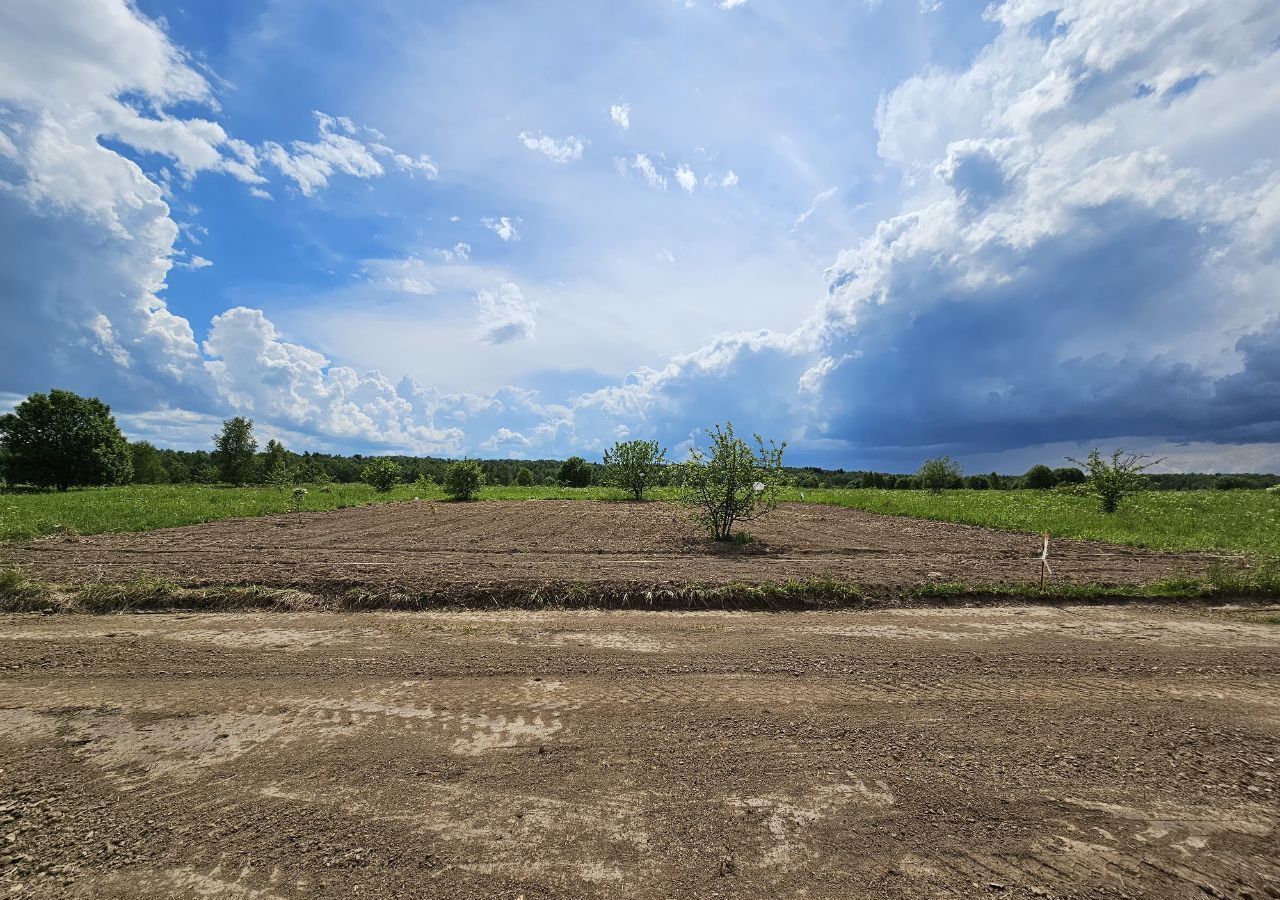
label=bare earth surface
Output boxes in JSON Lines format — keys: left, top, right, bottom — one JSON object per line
{"left": 2, "top": 606, "right": 1278, "bottom": 898}
{"left": 0, "top": 501, "right": 1223, "bottom": 597}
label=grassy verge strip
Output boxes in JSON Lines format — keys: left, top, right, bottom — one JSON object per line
{"left": 3, "top": 565, "right": 1277, "bottom": 614}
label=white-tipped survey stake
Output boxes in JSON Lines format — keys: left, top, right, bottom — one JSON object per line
{"left": 1039, "top": 532, "right": 1052, "bottom": 589}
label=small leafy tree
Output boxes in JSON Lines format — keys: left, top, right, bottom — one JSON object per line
{"left": 262, "top": 439, "right": 296, "bottom": 488}
{"left": 603, "top": 439, "right": 667, "bottom": 501}
{"left": 0, "top": 389, "right": 132, "bottom": 490}
{"left": 918, "top": 456, "right": 962, "bottom": 494}
{"left": 213, "top": 417, "right": 258, "bottom": 486}
{"left": 361, "top": 458, "right": 402, "bottom": 492}
{"left": 1023, "top": 464, "right": 1056, "bottom": 489}
{"left": 514, "top": 466, "right": 535, "bottom": 486}
{"left": 299, "top": 459, "right": 330, "bottom": 484}
{"left": 558, "top": 456, "right": 593, "bottom": 487}
{"left": 1067, "top": 449, "right": 1163, "bottom": 513}
{"left": 130, "top": 441, "right": 169, "bottom": 484}
{"left": 444, "top": 459, "right": 484, "bottom": 500}
{"left": 677, "top": 422, "right": 786, "bottom": 541}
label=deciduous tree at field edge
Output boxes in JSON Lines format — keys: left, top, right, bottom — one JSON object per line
{"left": 918, "top": 456, "right": 962, "bottom": 494}
{"left": 603, "top": 439, "right": 667, "bottom": 501}
{"left": 444, "top": 459, "right": 484, "bottom": 500}
{"left": 361, "top": 458, "right": 402, "bottom": 492}
{"left": 213, "top": 417, "right": 258, "bottom": 486}
{"left": 1023, "top": 464, "right": 1056, "bottom": 489}
{"left": 130, "top": 441, "right": 169, "bottom": 484}
{"left": 558, "top": 456, "right": 593, "bottom": 487}
{"left": 0, "top": 389, "right": 132, "bottom": 491}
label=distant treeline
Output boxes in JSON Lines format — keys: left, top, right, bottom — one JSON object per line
{"left": 8, "top": 389, "right": 1276, "bottom": 494}
{"left": 127, "top": 444, "right": 1280, "bottom": 491}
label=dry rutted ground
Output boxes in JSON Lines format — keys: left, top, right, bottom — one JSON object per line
{"left": 2, "top": 608, "right": 1279, "bottom": 899}
{"left": 0, "top": 501, "right": 1224, "bottom": 598}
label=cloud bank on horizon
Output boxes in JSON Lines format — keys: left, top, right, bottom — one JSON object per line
{"left": 0, "top": 0, "right": 1278, "bottom": 471}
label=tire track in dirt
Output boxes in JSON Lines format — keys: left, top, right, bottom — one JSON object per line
{"left": 2, "top": 607, "right": 1277, "bottom": 898}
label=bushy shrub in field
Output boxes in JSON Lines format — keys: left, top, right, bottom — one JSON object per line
{"left": 515, "top": 467, "right": 535, "bottom": 486}
{"left": 558, "top": 456, "right": 593, "bottom": 487}
{"left": 361, "top": 458, "right": 402, "bottom": 492}
{"left": 1268, "top": 484, "right": 1280, "bottom": 495}
{"left": 213, "top": 417, "right": 258, "bottom": 486}
{"left": 298, "top": 460, "right": 330, "bottom": 484}
{"left": 603, "top": 440, "right": 666, "bottom": 501}
{"left": 1052, "top": 466, "right": 1085, "bottom": 485}
{"left": 0, "top": 389, "right": 133, "bottom": 491}
{"left": 677, "top": 422, "right": 785, "bottom": 541}
{"left": 1053, "top": 481, "right": 1091, "bottom": 496}
{"left": 1023, "top": 464, "right": 1056, "bottom": 489}
{"left": 413, "top": 473, "right": 433, "bottom": 494}
{"left": 1068, "top": 448, "right": 1162, "bottom": 514}
{"left": 966, "top": 475, "right": 989, "bottom": 490}
{"left": 918, "top": 456, "right": 962, "bottom": 494}
{"left": 444, "top": 459, "right": 484, "bottom": 500}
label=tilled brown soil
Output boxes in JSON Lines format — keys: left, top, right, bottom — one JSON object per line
{"left": 0, "top": 501, "right": 1224, "bottom": 599}
{"left": 1, "top": 606, "right": 1278, "bottom": 898}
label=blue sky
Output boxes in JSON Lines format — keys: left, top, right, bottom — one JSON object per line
{"left": 1, "top": 0, "right": 1279, "bottom": 472}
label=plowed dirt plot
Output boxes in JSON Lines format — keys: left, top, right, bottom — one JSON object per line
{"left": 2, "top": 607, "right": 1279, "bottom": 898}
{"left": 0, "top": 501, "right": 1222, "bottom": 597}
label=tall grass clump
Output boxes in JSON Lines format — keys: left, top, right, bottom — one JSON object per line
{"left": 0, "top": 568, "right": 53, "bottom": 611}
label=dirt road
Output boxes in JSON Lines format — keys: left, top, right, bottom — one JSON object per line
{"left": 2, "top": 605, "right": 1277, "bottom": 898}
{"left": 0, "top": 502, "right": 1221, "bottom": 599}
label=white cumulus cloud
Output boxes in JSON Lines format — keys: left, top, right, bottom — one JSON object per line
{"left": 475, "top": 282, "right": 538, "bottom": 344}
{"left": 482, "top": 216, "right": 522, "bottom": 242}
{"left": 518, "top": 130, "right": 585, "bottom": 163}
{"left": 261, "top": 111, "right": 437, "bottom": 196}
{"left": 675, "top": 164, "right": 698, "bottom": 193}
{"left": 631, "top": 154, "right": 667, "bottom": 190}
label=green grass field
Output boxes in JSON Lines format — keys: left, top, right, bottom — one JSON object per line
{"left": 0, "top": 483, "right": 419, "bottom": 541}
{"left": 1, "top": 483, "right": 1276, "bottom": 559}
{"left": 789, "top": 488, "right": 1280, "bottom": 558}
{"left": 0, "top": 482, "right": 658, "bottom": 541}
